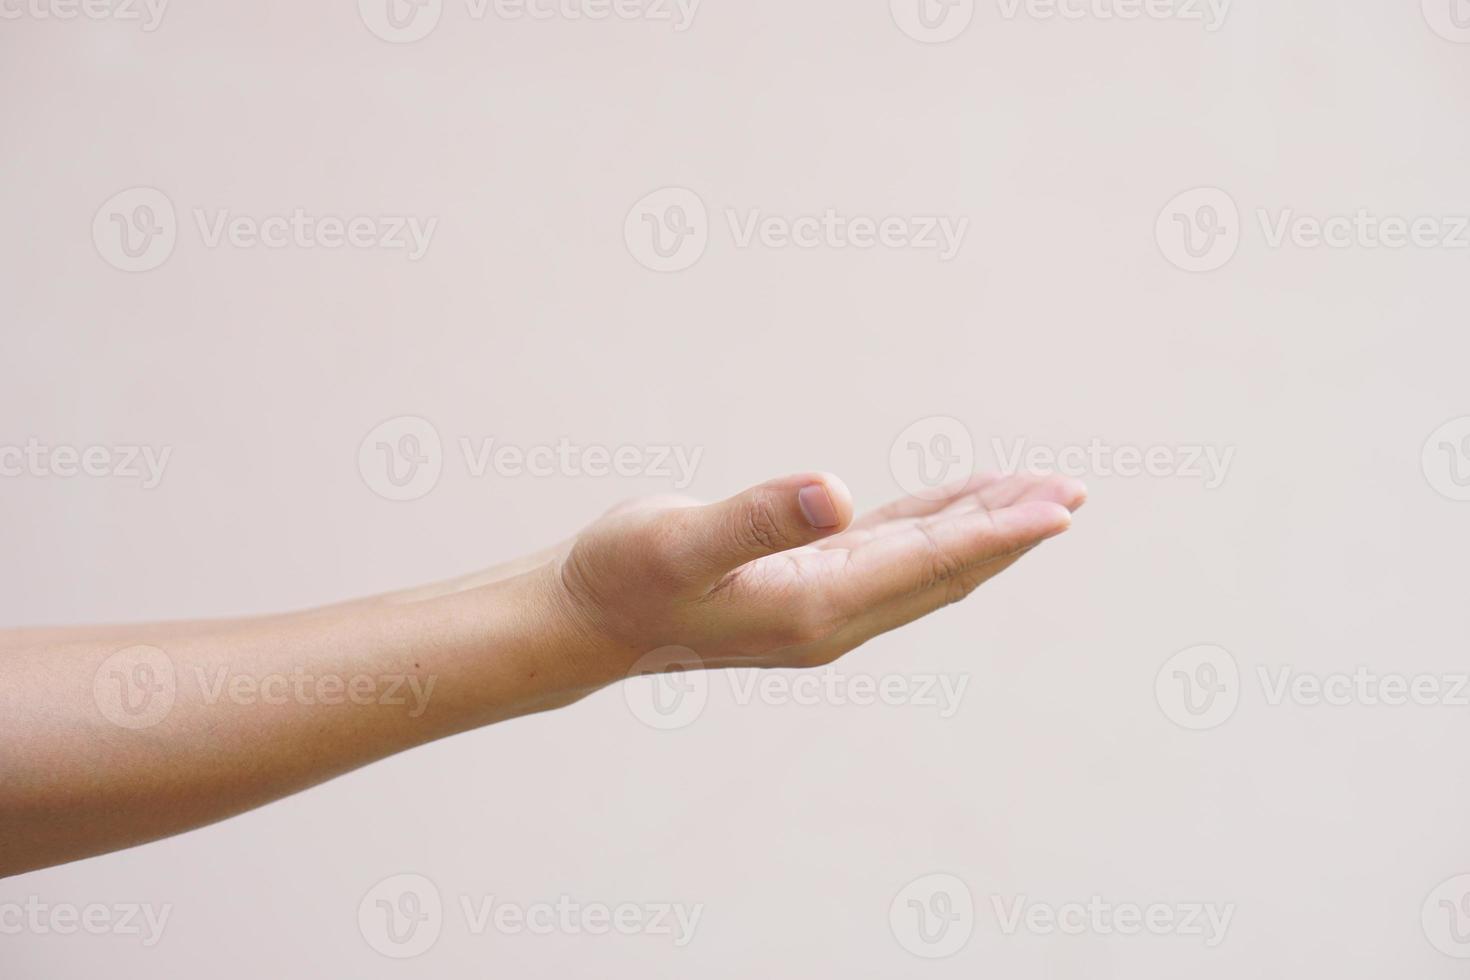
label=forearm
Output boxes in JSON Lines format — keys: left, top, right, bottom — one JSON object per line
{"left": 0, "top": 471, "right": 1083, "bottom": 879}
{"left": 0, "top": 565, "right": 597, "bottom": 879}
{"left": 0, "top": 546, "right": 562, "bottom": 654}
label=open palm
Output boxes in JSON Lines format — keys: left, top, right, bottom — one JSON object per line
{"left": 552, "top": 471, "right": 1086, "bottom": 679}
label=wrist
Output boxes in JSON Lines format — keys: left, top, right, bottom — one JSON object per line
{"left": 401, "top": 564, "right": 619, "bottom": 733}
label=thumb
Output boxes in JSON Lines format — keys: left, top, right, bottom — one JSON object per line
{"left": 671, "top": 473, "right": 853, "bottom": 582}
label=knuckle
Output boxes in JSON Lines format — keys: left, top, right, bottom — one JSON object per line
{"left": 921, "top": 537, "right": 966, "bottom": 590}
{"left": 765, "top": 620, "right": 811, "bottom": 649}
{"left": 737, "top": 493, "right": 790, "bottom": 554}
{"left": 601, "top": 496, "right": 647, "bottom": 519}
{"left": 603, "top": 492, "right": 701, "bottom": 519}
{"left": 943, "top": 572, "right": 978, "bottom": 607}
{"left": 790, "top": 646, "right": 843, "bottom": 669}
{"left": 638, "top": 514, "right": 698, "bottom": 589}
{"left": 778, "top": 598, "right": 841, "bottom": 647}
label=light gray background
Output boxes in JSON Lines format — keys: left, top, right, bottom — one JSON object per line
{"left": 3, "top": 0, "right": 1469, "bottom": 976}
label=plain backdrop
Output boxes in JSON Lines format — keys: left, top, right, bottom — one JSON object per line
{"left": 3, "top": 0, "right": 1469, "bottom": 976}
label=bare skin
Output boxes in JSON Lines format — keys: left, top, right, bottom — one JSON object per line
{"left": 0, "top": 470, "right": 1085, "bottom": 878}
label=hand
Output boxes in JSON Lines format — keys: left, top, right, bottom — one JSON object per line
{"left": 0, "top": 468, "right": 1084, "bottom": 876}
{"left": 541, "top": 471, "right": 1086, "bottom": 684}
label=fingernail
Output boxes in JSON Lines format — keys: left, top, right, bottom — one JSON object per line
{"left": 798, "top": 484, "right": 839, "bottom": 528}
